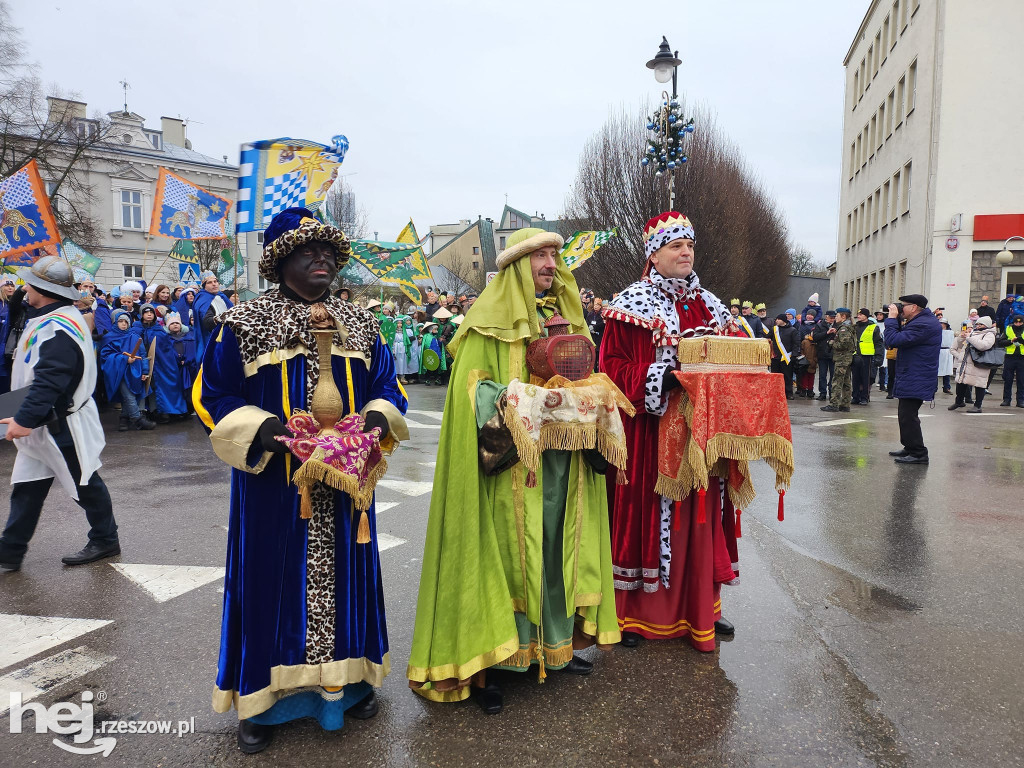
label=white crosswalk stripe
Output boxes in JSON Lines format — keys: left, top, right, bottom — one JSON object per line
{"left": 375, "top": 501, "right": 399, "bottom": 513}
{"left": 810, "top": 418, "right": 865, "bottom": 426}
{"left": 404, "top": 419, "right": 441, "bottom": 429}
{"left": 0, "top": 614, "right": 112, "bottom": 671}
{"left": 376, "top": 533, "right": 406, "bottom": 553}
{"left": 406, "top": 410, "right": 444, "bottom": 421}
{"left": 0, "top": 646, "right": 115, "bottom": 715}
{"left": 110, "top": 564, "right": 224, "bottom": 603}
{"left": 377, "top": 478, "right": 433, "bottom": 497}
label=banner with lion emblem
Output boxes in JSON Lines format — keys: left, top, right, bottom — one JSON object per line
{"left": 149, "top": 167, "right": 232, "bottom": 240}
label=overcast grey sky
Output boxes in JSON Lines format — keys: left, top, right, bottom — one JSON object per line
{"left": 12, "top": 0, "right": 866, "bottom": 262}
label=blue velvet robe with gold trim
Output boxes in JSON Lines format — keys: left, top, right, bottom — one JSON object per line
{"left": 196, "top": 322, "right": 407, "bottom": 720}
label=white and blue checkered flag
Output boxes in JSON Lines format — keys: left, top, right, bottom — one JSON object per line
{"left": 236, "top": 135, "right": 348, "bottom": 232}
{"left": 150, "top": 168, "right": 232, "bottom": 240}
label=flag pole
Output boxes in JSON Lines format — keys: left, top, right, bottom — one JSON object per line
{"left": 141, "top": 233, "right": 153, "bottom": 284}
{"left": 146, "top": 243, "right": 177, "bottom": 286}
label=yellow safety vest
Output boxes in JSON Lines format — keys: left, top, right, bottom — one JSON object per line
{"left": 858, "top": 325, "right": 876, "bottom": 355}
{"left": 1008, "top": 326, "right": 1022, "bottom": 355}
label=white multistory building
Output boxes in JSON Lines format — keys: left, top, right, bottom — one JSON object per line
{"left": 835, "top": 0, "right": 1024, "bottom": 317}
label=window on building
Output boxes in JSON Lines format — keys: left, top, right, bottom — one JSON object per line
{"left": 258, "top": 276, "right": 274, "bottom": 292}
{"left": 852, "top": 208, "right": 859, "bottom": 245}
{"left": 874, "top": 188, "right": 882, "bottom": 231}
{"left": 860, "top": 202, "right": 866, "bottom": 241}
{"left": 869, "top": 115, "right": 877, "bottom": 157}
{"left": 882, "top": 180, "right": 891, "bottom": 226}
{"left": 860, "top": 59, "right": 867, "bottom": 98}
{"left": 898, "top": 261, "right": 907, "bottom": 294}
{"left": 120, "top": 190, "right": 143, "bottom": 229}
{"left": 891, "top": 170, "right": 901, "bottom": 222}
{"left": 877, "top": 104, "right": 885, "bottom": 151}
{"left": 891, "top": 2, "right": 900, "bottom": 47}
{"left": 907, "top": 59, "right": 918, "bottom": 114}
{"left": 256, "top": 232, "right": 264, "bottom": 244}
{"left": 886, "top": 89, "right": 895, "bottom": 136}
{"left": 912, "top": 0, "right": 920, "bottom": 14}
{"left": 472, "top": 261, "right": 480, "bottom": 270}
{"left": 855, "top": 135, "right": 861, "bottom": 172}
{"left": 472, "top": 246, "right": 480, "bottom": 255}
{"left": 900, "top": 0, "right": 909, "bottom": 29}
{"left": 865, "top": 196, "right": 873, "bottom": 238}
{"left": 895, "top": 76, "right": 906, "bottom": 127}
{"left": 868, "top": 45, "right": 875, "bottom": 82}
{"left": 846, "top": 213, "right": 853, "bottom": 249}
{"left": 499, "top": 236, "right": 506, "bottom": 249}
{"left": 902, "top": 161, "right": 912, "bottom": 214}
{"left": 508, "top": 212, "right": 529, "bottom": 229}
{"left": 882, "top": 16, "right": 891, "bottom": 59}
{"left": 852, "top": 70, "right": 860, "bottom": 109}
{"left": 123, "top": 264, "right": 143, "bottom": 279}
{"left": 862, "top": 124, "right": 869, "bottom": 166}
{"left": 849, "top": 144, "right": 856, "bottom": 179}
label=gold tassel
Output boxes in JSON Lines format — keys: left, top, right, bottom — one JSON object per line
{"left": 356, "top": 510, "right": 371, "bottom": 544}
{"left": 299, "top": 485, "right": 312, "bottom": 520}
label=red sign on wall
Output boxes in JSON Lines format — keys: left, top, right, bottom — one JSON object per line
{"left": 974, "top": 214, "right": 1024, "bottom": 241}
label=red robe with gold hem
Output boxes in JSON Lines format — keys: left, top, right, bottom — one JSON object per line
{"left": 600, "top": 275, "right": 737, "bottom": 652}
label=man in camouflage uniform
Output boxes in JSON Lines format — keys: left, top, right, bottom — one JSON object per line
{"left": 821, "top": 308, "right": 855, "bottom": 413}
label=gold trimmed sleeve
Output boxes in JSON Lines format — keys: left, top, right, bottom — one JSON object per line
{"left": 209, "top": 405, "right": 277, "bottom": 474}
{"left": 361, "top": 398, "right": 410, "bottom": 443}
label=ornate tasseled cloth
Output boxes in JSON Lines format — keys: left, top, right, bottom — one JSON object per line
{"left": 502, "top": 373, "right": 636, "bottom": 484}
{"left": 656, "top": 369, "right": 794, "bottom": 510}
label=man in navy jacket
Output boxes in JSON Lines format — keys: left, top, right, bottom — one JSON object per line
{"left": 883, "top": 294, "right": 942, "bottom": 464}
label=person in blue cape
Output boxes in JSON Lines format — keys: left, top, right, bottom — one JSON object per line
{"left": 99, "top": 310, "right": 155, "bottom": 431}
{"left": 192, "top": 271, "right": 233, "bottom": 361}
{"left": 172, "top": 285, "right": 198, "bottom": 328}
{"left": 150, "top": 311, "right": 196, "bottom": 421}
{"left": 194, "top": 207, "right": 410, "bottom": 754}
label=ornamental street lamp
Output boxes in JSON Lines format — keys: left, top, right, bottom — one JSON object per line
{"left": 643, "top": 37, "right": 690, "bottom": 211}
{"left": 996, "top": 235, "right": 1023, "bottom": 266}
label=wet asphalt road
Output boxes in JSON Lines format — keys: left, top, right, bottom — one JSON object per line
{"left": 0, "top": 384, "right": 1022, "bottom": 767}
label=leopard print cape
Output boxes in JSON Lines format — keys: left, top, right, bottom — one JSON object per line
{"left": 216, "top": 290, "right": 380, "bottom": 408}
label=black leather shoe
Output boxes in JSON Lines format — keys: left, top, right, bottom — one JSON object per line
{"left": 237, "top": 720, "right": 273, "bottom": 754}
{"left": 560, "top": 655, "right": 593, "bottom": 675}
{"left": 839, "top": 406, "right": 851, "bottom": 412}
{"left": 714, "top": 618, "right": 735, "bottom": 636}
{"left": 815, "top": 394, "right": 827, "bottom": 401}
{"left": 346, "top": 690, "right": 378, "bottom": 720}
{"left": 61, "top": 541, "right": 121, "bottom": 566}
{"left": 888, "top": 449, "right": 909, "bottom": 457}
{"left": 820, "top": 405, "right": 840, "bottom": 412}
{"left": 473, "top": 682, "right": 503, "bottom": 715}
{"left": 620, "top": 631, "right": 642, "bottom": 648}
{"left": 948, "top": 402, "right": 964, "bottom": 410}
{"left": 1000, "top": 400, "right": 1011, "bottom": 407}
{"left": 0, "top": 554, "right": 22, "bottom": 571}
{"left": 894, "top": 455, "right": 928, "bottom": 464}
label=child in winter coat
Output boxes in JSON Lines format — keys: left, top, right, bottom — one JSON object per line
{"left": 100, "top": 310, "right": 155, "bottom": 431}
{"left": 151, "top": 312, "right": 198, "bottom": 421}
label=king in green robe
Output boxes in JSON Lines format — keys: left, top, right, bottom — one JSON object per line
{"left": 407, "top": 228, "right": 620, "bottom": 713}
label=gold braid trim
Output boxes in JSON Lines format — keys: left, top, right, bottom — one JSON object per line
{"left": 579, "top": 617, "right": 622, "bottom": 647}
{"left": 499, "top": 640, "right": 575, "bottom": 671}
{"left": 406, "top": 636, "right": 521, "bottom": 702}
{"left": 511, "top": 464, "right": 529, "bottom": 608}
{"left": 503, "top": 414, "right": 631, "bottom": 475}
{"left": 677, "top": 336, "right": 772, "bottom": 367}
{"left": 291, "top": 452, "right": 388, "bottom": 512}
{"left": 704, "top": 433, "right": 794, "bottom": 489}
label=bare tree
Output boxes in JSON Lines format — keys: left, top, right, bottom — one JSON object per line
{"left": 434, "top": 251, "right": 484, "bottom": 294}
{"left": 789, "top": 245, "right": 828, "bottom": 277}
{"left": 325, "top": 177, "right": 368, "bottom": 239}
{"left": 0, "top": 1, "right": 107, "bottom": 250}
{"left": 563, "top": 101, "right": 791, "bottom": 303}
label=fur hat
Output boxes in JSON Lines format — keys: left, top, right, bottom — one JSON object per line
{"left": 260, "top": 207, "right": 350, "bottom": 282}
{"left": 495, "top": 227, "right": 564, "bottom": 270}
{"left": 121, "top": 280, "right": 143, "bottom": 296}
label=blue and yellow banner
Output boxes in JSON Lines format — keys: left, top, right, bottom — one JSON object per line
{"left": 236, "top": 136, "right": 348, "bottom": 232}
{"left": 0, "top": 159, "right": 61, "bottom": 261}
{"left": 149, "top": 168, "right": 232, "bottom": 240}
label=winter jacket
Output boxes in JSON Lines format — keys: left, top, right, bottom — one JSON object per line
{"left": 951, "top": 326, "right": 997, "bottom": 388}
{"left": 811, "top": 320, "right": 836, "bottom": 359}
{"left": 800, "top": 304, "right": 823, "bottom": 324}
{"left": 996, "top": 298, "right": 1016, "bottom": 330}
{"left": 883, "top": 308, "right": 942, "bottom": 400}
{"left": 768, "top": 324, "right": 800, "bottom": 361}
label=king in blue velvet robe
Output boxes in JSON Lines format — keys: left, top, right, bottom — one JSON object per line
{"left": 194, "top": 290, "right": 409, "bottom": 727}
